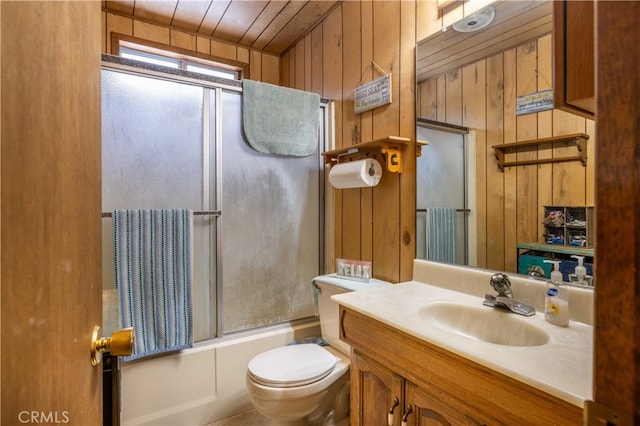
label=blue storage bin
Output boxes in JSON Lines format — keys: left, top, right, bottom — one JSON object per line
{"left": 518, "top": 252, "right": 553, "bottom": 278}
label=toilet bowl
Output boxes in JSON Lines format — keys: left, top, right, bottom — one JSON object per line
{"left": 245, "top": 274, "right": 390, "bottom": 426}
{"left": 246, "top": 344, "right": 350, "bottom": 426}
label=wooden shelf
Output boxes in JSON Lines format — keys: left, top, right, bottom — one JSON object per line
{"left": 323, "top": 136, "right": 412, "bottom": 173}
{"left": 492, "top": 133, "right": 588, "bottom": 171}
{"left": 517, "top": 242, "right": 593, "bottom": 257}
{"left": 416, "top": 140, "right": 428, "bottom": 157}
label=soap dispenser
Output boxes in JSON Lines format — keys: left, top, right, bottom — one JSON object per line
{"left": 568, "top": 255, "right": 593, "bottom": 286}
{"left": 543, "top": 260, "right": 570, "bottom": 327}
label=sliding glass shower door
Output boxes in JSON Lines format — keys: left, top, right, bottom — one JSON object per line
{"left": 101, "top": 69, "right": 216, "bottom": 341}
{"left": 219, "top": 92, "right": 320, "bottom": 333}
{"left": 101, "top": 65, "right": 323, "bottom": 341}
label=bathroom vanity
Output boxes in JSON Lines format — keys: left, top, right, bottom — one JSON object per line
{"left": 333, "top": 260, "right": 592, "bottom": 425}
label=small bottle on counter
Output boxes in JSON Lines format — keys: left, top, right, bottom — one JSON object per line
{"left": 543, "top": 260, "right": 570, "bottom": 327}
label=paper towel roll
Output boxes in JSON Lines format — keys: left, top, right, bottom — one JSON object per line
{"left": 328, "top": 158, "right": 382, "bottom": 189}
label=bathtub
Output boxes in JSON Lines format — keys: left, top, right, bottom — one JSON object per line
{"left": 119, "top": 319, "right": 320, "bottom": 425}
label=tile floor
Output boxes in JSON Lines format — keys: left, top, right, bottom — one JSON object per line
{"left": 206, "top": 409, "right": 270, "bottom": 426}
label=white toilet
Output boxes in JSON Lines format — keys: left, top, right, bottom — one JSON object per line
{"left": 246, "top": 274, "right": 390, "bottom": 426}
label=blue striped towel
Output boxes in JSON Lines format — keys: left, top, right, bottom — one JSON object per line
{"left": 113, "top": 209, "right": 193, "bottom": 361}
{"left": 426, "top": 207, "right": 457, "bottom": 264}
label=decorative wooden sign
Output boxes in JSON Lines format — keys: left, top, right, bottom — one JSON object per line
{"left": 516, "top": 89, "right": 554, "bottom": 115}
{"left": 354, "top": 74, "right": 392, "bottom": 114}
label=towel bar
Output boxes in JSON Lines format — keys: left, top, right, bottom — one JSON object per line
{"left": 417, "top": 208, "right": 470, "bottom": 213}
{"left": 101, "top": 210, "right": 221, "bottom": 218}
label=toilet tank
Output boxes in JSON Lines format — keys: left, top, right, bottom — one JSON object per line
{"left": 313, "top": 275, "right": 391, "bottom": 355}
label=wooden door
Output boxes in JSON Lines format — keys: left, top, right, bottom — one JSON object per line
{"left": 351, "top": 351, "right": 405, "bottom": 426}
{"left": 552, "top": 0, "right": 595, "bottom": 118}
{"left": 594, "top": 2, "right": 640, "bottom": 424}
{"left": 1, "top": 2, "right": 103, "bottom": 425}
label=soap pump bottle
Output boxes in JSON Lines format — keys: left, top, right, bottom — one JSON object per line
{"left": 568, "top": 255, "right": 593, "bottom": 286}
{"left": 543, "top": 260, "right": 570, "bottom": 327}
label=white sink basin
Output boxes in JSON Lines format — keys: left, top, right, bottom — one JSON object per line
{"left": 419, "top": 302, "right": 550, "bottom": 347}
{"left": 332, "top": 277, "right": 593, "bottom": 406}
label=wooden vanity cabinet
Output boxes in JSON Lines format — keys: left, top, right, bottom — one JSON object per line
{"left": 340, "top": 306, "right": 583, "bottom": 425}
{"left": 350, "top": 352, "right": 404, "bottom": 426}
{"left": 351, "top": 352, "right": 482, "bottom": 426}
{"left": 553, "top": 0, "right": 595, "bottom": 118}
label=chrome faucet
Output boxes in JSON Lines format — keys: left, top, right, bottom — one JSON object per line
{"left": 483, "top": 273, "right": 536, "bottom": 316}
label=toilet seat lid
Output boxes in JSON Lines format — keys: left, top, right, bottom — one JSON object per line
{"left": 248, "top": 344, "right": 337, "bottom": 388}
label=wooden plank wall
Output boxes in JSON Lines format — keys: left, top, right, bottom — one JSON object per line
{"left": 102, "top": 2, "right": 585, "bottom": 282}
{"left": 417, "top": 34, "right": 596, "bottom": 273}
{"left": 99, "top": 3, "right": 444, "bottom": 283}
{"left": 280, "top": 1, "right": 442, "bottom": 283}
{"left": 101, "top": 11, "right": 280, "bottom": 83}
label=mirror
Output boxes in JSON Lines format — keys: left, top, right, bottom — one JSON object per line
{"left": 415, "top": 0, "right": 595, "bottom": 288}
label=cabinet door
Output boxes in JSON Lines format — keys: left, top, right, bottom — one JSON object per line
{"left": 351, "top": 351, "right": 405, "bottom": 426}
{"left": 404, "top": 381, "right": 483, "bottom": 426}
{"left": 553, "top": 0, "right": 595, "bottom": 118}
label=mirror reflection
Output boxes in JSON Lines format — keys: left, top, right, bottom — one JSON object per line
{"left": 416, "top": 120, "right": 471, "bottom": 267}
{"left": 415, "top": 0, "right": 595, "bottom": 288}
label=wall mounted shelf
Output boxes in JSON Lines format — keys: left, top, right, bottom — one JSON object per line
{"left": 492, "top": 133, "right": 589, "bottom": 171}
{"left": 416, "top": 140, "right": 428, "bottom": 157}
{"left": 323, "top": 136, "right": 412, "bottom": 173}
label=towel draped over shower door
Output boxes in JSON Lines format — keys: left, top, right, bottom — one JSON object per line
{"left": 113, "top": 209, "right": 194, "bottom": 361}
{"left": 242, "top": 79, "right": 320, "bottom": 156}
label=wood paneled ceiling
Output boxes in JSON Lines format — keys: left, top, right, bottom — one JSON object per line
{"left": 417, "top": 0, "right": 552, "bottom": 82}
{"left": 103, "top": 0, "right": 341, "bottom": 55}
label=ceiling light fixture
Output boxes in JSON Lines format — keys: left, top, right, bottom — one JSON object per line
{"left": 452, "top": 5, "right": 496, "bottom": 33}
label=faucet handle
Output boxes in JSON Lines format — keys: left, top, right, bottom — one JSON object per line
{"left": 489, "top": 273, "right": 513, "bottom": 298}
{"left": 482, "top": 293, "right": 497, "bottom": 308}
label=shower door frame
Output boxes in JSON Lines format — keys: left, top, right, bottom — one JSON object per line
{"left": 101, "top": 56, "right": 328, "bottom": 342}
{"left": 416, "top": 118, "right": 477, "bottom": 267}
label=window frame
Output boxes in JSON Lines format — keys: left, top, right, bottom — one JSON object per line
{"left": 110, "top": 33, "right": 249, "bottom": 81}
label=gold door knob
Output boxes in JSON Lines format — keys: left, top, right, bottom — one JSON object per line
{"left": 90, "top": 325, "right": 134, "bottom": 366}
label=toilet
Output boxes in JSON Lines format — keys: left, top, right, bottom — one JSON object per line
{"left": 246, "top": 274, "right": 390, "bottom": 426}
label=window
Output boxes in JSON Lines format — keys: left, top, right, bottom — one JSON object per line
{"left": 120, "top": 47, "right": 180, "bottom": 69}
{"left": 111, "top": 33, "right": 247, "bottom": 81}
{"left": 185, "top": 64, "right": 237, "bottom": 80}
{"left": 120, "top": 46, "right": 240, "bottom": 80}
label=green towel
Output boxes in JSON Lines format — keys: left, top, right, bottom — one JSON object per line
{"left": 242, "top": 79, "right": 320, "bottom": 156}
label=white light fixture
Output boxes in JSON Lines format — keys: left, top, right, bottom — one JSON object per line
{"left": 452, "top": 5, "right": 496, "bottom": 33}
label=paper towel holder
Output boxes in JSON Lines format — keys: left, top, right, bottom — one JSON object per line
{"left": 322, "top": 136, "right": 412, "bottom": 173}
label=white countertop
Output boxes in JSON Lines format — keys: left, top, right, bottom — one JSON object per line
{"left": 332, "top": 280, "right": 593, "bottom": 407}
